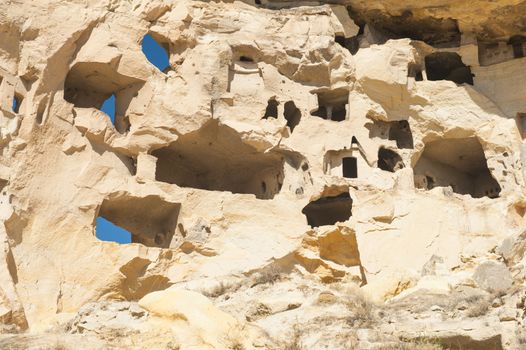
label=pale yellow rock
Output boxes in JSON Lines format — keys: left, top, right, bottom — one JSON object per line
{"left": 139, "top": 288, "right": 249, "bottom": 350}
{"left": 0, "top": 0, "right": 525, "bottom": 348}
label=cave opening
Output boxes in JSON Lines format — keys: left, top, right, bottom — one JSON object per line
{"left": 367, "top": 119, "right": 414, "bottom": 149}
{"left": 311, "top": 89, "right": 349, "bottom": 121}
{"left": 347, "top": 9, "right": 460, "bottom": 48}
{"left": 479, "top": 36, "right": 526, "bottom": 66}
{"left": 425, "top": 52, "right": 473, "bottom": 85}
{"left": 335, "top": 35, "right": 362, "bottom": 55}
{"left": 302, "top": 192, "right": 353, "bottom": 227}
{"left": 388, "top": 120, "right": 414, "bottom": 149}
{"left": 63, "top": 62, "right": 144, "bottom": 133}
{"left": 96, "top": 195, "right": 180, "bottom": 247}
{"left": 152, "top": 121, "right": 285, "bottom": 199}
{"left": 284, "top": 101, "right": 301, "bottom": 132}
{"left": 413, "top": 137, "right": 501, "bottom": 198}
{"left": 378, "top": 147, "right": 404, "bottom": 172}
{"left": 263, "top": 98, "right": 279, "bottom": 119}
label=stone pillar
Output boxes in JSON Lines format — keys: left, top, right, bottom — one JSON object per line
{"left": 136, "top": 153, "right": 157, "bottom": 183}
{"left": 326, "top": 105, "right": 333, "bottom": 120}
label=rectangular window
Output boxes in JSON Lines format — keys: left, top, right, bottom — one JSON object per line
{"left": 342, "top": 157, "right": 358, "bottom": 178}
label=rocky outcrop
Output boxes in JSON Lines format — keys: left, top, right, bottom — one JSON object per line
{"left": 1, "top": 0, "right": 526, "bottom": 349}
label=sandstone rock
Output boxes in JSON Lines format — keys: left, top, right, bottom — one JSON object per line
{"left": 1, "top": 0, "right": 526, "bottom": 348}
{"left": 498, "top": 308, "right": 516, "bottom": 322}
{"left": 473, "top": 261, "right": 513, "bottom": 294}
{"left": 294, "top": 225, "right": 364, "bottom": 283}
{"left": 138, "top": 288, "right": 264, "bottom": 350}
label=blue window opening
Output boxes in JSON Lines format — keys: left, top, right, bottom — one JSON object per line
{"left": 142, "top": 34, "right": 170, "bottom": 72}
{"left": 96, "top": 217, "right": 132, "bottom": 244}
{"left": 100, "top": 94, "right": 116, "bottom": 124}
{"left": 12, "top": 95, "right": 22, "bottom": 113}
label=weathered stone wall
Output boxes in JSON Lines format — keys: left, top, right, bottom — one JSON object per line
{"left": 1, "top": 0, "right": 526, "bottom": 349}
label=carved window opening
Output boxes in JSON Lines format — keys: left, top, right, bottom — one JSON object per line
{"left": 302, "top": 192, "right": 353, "bottom": 227}
{"left": 342, "top": 157, "right": 358, "bottom": 178}
{"left": 63, "top": 62, "right": 144, "bottom": 134}
{"left": 12, "top": 94, "right": 22, "bottom": 114}
{"left": 378, "top": 147, "right": 404, "bottom": 172}
{"left": 367, "top": 119, "right": 414, "bottom": 149}
{"left": 388, "top": 120, "right": 414, "bottom": 149}
{"left": 96, "top": 195, "right": 180, "bottom": 247}
{"left": 284, "top": 101, "right": 301, "bottom": 132}
{"left": 311, "top": 89, "right": 349, "bottom": 122}
{"left": 142, "top": 34, "right": 170, "bottom": 72}
{"left": 425, "top": 52, "right": 473, "bottom": 85}
{"left": 263, "top": 98, "right": 279, "bottom": 119}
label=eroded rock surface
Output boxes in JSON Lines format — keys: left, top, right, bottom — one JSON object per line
{"left": 1, "top": 0, "right": 526, "bottom": 349}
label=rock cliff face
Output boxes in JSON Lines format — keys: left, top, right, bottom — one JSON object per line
{"left": 1, "top": 0, "right": 526, "bottom": 349}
